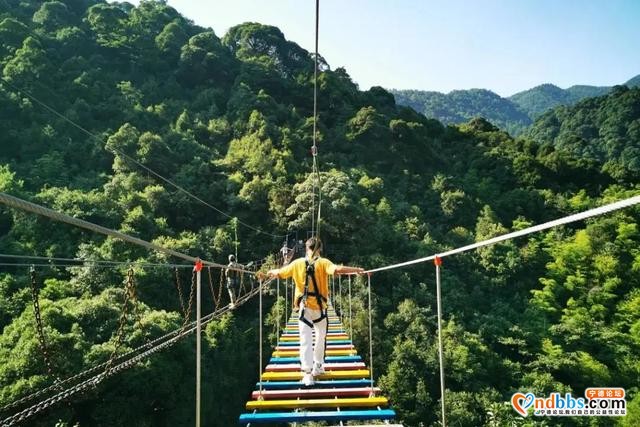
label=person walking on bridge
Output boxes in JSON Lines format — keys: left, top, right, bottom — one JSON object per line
{"left": 267, "top": 237, "right": 364, "bottom": 386}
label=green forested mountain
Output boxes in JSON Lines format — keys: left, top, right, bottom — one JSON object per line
{"left": 390, "top": 88, "right": 532, "bottom": 135}
{"left": 1, "top": 1, "right": 640, "bottom": 427}
{"left": 625, "top": 74, "right": 640, "bottom": 87}
{"left": 527, "top": 86, "right": 640, "bottom": 181}
{"left": 509, "top": 83, "right": 611, "bottom": 119}
{"left": 391, "top": 75, "right": 639, "bottom": 135}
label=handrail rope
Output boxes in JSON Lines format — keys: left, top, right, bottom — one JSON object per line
{"left": 0, "top": 278, "right": 275, "bottom": 426}
{"left": 0, "top": 253, "right": 192, "bottom": 268}
{"left": 0, "top": 192, "right": 253, "bottom": 274}
{"left": 0, "top": 77, "right": 286, "bottom": 240}
{"left": 360, "top": 195, "right": 640, "bottom": 274}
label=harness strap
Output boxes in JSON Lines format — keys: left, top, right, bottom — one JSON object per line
{"left": 298, "top": 259, "right": 327, "bottom": 324}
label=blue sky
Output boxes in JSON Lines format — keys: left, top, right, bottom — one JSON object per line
{"left": 123, "top": 0, "right": 640, "bottom": 96}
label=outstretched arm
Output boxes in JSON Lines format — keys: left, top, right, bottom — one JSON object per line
{"left": 334, "top": 265, "right": 365, "bottom": 275}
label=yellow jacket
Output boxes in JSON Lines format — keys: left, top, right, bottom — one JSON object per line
{"left": 276, "top": 257, "right": 337, "bottom": 310}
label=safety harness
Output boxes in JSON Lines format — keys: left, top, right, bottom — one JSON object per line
{"left": 297, "top": 258, "right": 328, "bottom": 328}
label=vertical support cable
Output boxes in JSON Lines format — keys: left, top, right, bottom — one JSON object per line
{"left": 338, "top": 274, "right": 342, "bottom": 320}
{"left": 194, "top": 260, "right": 203, "bottom": 427}
{"left": 311, "top": 0, "right": 320, "bottom": 236}
{"left": 276, "top": 277, "right": 281, "bottom": 340}
{"left": 435, "top": 256, "right": 446, "bottom": 427}
{"left": 367, "top": 273, "right": 374, "bottom": 392}
{"left": 331, "top": 274, "right": 335, "bottom": 310}
{"left": 348, "top": 275, "right": 352, "bottom": 335}
{"left": 258, "top": 278, "right": 264, "bottom": 399}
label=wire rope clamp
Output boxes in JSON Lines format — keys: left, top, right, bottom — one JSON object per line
{"left": 311, "top": 145, "right": 317, "bottom": 156}
{"left": 194, "top": 258, "right": 203, "bottom": 272}
{"left": 434, "top": 256, "right": 443, "bottom": 267}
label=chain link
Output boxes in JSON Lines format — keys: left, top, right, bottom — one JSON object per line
{"left": 29, "top": 267, "right": 62, "bottom": 387}
{"left": 174, "top": 268, "right": 187, "bottom": 317}
{"left": 0, "top": 279, "right": 273, "bottom": 427}
{"left": 215, "top": 269, "right": 224, "bottom": 308}
{"left": 182, "top": 270, "right": 196, "bottom": 330}
{"left": 104, "top": 269, "right": 135, "bottom": 375}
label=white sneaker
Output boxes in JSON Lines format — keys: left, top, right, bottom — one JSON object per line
{"left": 302, "top": 372, "right": 315, "bottom": 386}
{"left": 312, "top": 362, "right": 325, "bottom": 376}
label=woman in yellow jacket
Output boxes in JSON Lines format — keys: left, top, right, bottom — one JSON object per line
{"left": 267, "top": 237, "right": 364, "bottom": 386}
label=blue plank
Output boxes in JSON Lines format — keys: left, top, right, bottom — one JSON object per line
{"left": 255, "top": 379, "right": 373, "bottom": 389}
{"left": 239, "top": 409, "right": 395, "bottom": 424}
{"left": 269, "top": 356, "right": 362, "bottom": 364}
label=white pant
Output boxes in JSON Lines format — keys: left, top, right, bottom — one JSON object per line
{"left": 298, "top": 305, "right": 328, "bottom": 372}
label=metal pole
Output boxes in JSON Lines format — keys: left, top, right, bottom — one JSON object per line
{"left": 195, "top": 263, "right": 202, "bottom": 427}
{"left": 435, "top": 256, "right": 446, "bottom": 427}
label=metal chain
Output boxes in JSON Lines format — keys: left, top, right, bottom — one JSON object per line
{"left": 182, "top": 270, "right": 196, "bottom": 330}
{"left": 29, "top": 267, "right": 62, "bottom": 387}
{"left": 239, "top": 271, "right": 247, "bottom": 298}
{"left": 215, "top": 269, "right": 224, "bottom": 308}
{"left": 174, "top": 268, "right": 187, "bottom": 317}
{"left": 104, "top": 269, "right": 135, "bottom": 374}
{"left": 206, "top": 267, "right": 216, "bottom": 310}
{"left": 0, "top": 279, "right": 274, "bottom": 427}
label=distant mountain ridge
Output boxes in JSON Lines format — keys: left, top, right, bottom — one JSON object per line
{"left": 509, "top": 83, "right": 610, "bottom": 118}
{"left": 391, "top": 74, "right": 640, "bottom": 135}
{"left": 390, "top": 88, "right": 531, "bottom": 135}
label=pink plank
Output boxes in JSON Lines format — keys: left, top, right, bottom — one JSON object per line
{"left": 251, "top": 387, "right": 381, "bottom": 399}
{"left": 265, "top": 362, "right": 366, "bottom": 372}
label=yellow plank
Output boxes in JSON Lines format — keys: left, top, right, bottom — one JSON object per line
{"left": 246, "top": 397, "right": 388, "bottom": 410}
{"left": 261, "top": 369, "right": 370, "bottom": 381}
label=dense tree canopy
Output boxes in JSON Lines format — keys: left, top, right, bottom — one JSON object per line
{"left": 0, "top": 1, "right": 639, "bottom": 426}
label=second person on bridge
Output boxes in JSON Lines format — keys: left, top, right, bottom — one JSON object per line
{"left": 267, "top": 237, "right": 364, "bottom": 386}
